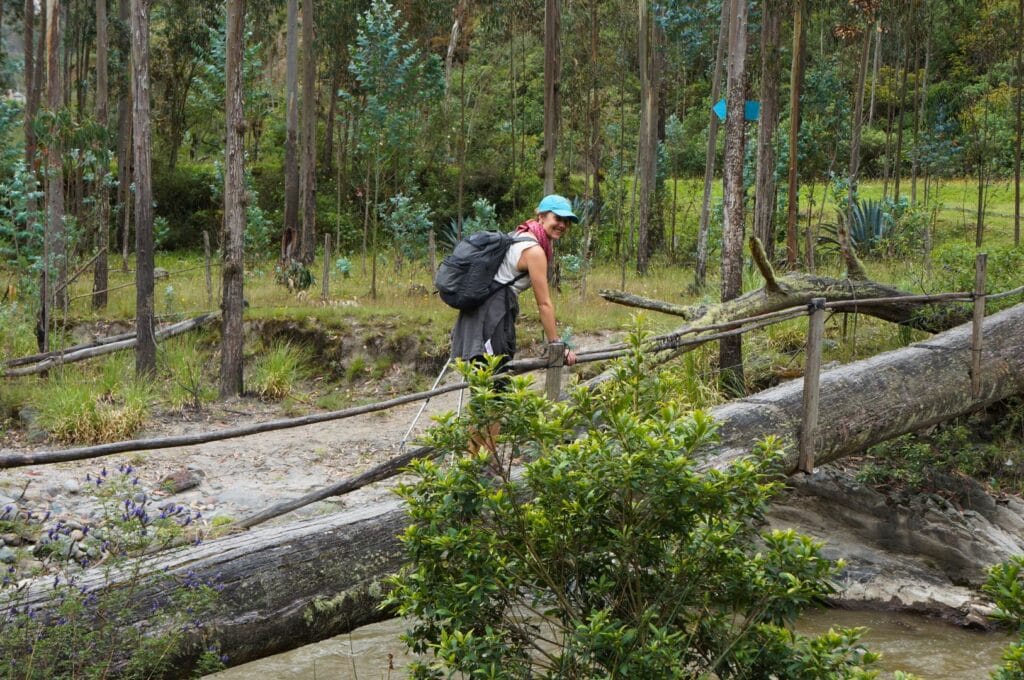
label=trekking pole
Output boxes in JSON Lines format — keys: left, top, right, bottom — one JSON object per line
{"left": 400, "top": 357, "right": 452, "bottom": 449}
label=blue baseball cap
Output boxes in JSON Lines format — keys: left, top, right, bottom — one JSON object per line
{"left": 536, "top": 194, "right": 579, "bottom": 222}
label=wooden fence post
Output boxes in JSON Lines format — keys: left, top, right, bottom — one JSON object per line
{"left": 545, "top": 341, "right": 565, "bottom": 400}
{"left": 203, "top": 231, "right": 212, "bottom": 308}
{"left": 971, "top": 253, "right": 988, "bottom": 398}
{"left": 798, "top": 297, "right": 826, "bottom": 474}
{"left": 321, "top": 233, "right": 332, "bottom": 301}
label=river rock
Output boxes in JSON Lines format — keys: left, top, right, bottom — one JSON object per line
{"left": 158, "top": 468, "right": 205, "bottom": 494}
{"left": 766, "top": 464, "right": 1024, "bottom": 627}
{"left": 0, "top": 547, "right": 16, "bottom": 564}
{"left": 63, "top": 479, "right": 81, "bottom": 495}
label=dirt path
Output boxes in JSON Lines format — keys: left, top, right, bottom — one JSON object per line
{"left": 0, "top": 332, "right": 619, "bottom": 541}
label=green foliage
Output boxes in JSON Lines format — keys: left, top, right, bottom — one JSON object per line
{"left": 151, "top": 164, "right": 220, "bottom": 248}
{"left": 335, "top": 256, "right": 353, "bottom": 278}
{"left": 984, "top": 557, "right": 1024, "bottom": 679}
{"left": 275, "top": 259, "right": 315, "bottom": 291}
{"left": 0, "top": 161, "right": 44, "bottom": 272}
{"left": 0, "top": 465, "right": 224, "bottom": 678}
{"left": 248, "top": 341, "right": 310, "bottom": 400}
{"left": 210, "top": 161, "right": 274, "bottom": 258}
{"left": 855, "top": 421, "right": 1024, "bottom": 495}
{"left": 387, "top": 323, "right": 879, "bottom": 678}
{"left": 933, "top": 243, "right": 1024, "bottom": 312}
{"left": 160, "top": 337, "right": 217, "bottom": 410}
{"left": 383, "top": 192, "right": 433, "bottom": 263}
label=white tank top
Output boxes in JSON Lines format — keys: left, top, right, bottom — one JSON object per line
{"left": 494, "top": 235, "right": 540, "bottom": 294}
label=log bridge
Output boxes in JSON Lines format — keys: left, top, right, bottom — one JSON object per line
{"left": 3, "top": 247, "right": 1023, "bottom": 671}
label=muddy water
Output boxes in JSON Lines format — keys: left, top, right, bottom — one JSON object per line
{"left": 208, "top": 609, "right": 1010, "bottom": 679}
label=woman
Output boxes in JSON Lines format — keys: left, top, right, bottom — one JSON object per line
{"left": 450, "top": 193, "right": 579, "bottom": 377}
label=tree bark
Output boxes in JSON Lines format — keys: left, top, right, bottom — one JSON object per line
{"left": 93, "top": 0, "right": 110, "bottom": 310}
{"left": 844, "top": 22, "right": 872, "bottom": 262}
{"left": 1016, "top": 0, "right": 1023, "bottom": 246}
{"left": 695, "top": 0, "right": 729, "bottom": 290}
{"left": 720, "top": 0, "right": 747, "bottom": 395}
{"left": 13, "top": 304, "right": 1024, "bottom": 673}
{"left": 542, "top": 0, "right": 560, "bottom": 195}
{"left": 754, "top": 0, "right": 782, "bottom": 262}
{"left": 219, "top": 0, "right": 246, "bottom": 398}
{"left": 282, "top": 0, "right": 299, "bottom": 263}
{"left": 635, "top": 0, "right": 657, "bottom": 275}
{"left": 131, "top": 0, "right": 156, "bottom": 377}
{"left": 116, "top": 0, "right": 131, "bottom": 272}
{"left": 23, "top": 0, "right": 38, "bottom": 176}
{"left": 298, "top": 0, "right": 316, "bottom": 264}
{"left": 45, "top": 0, "right": 66, "bottom": 327}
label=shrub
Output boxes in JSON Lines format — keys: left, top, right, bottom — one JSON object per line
{"left": 387, "top": 324, "right": 880, "bottom": 679}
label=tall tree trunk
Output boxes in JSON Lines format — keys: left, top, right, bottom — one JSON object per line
{"left": 45, "top": 0, "right": 66, "bottom": 322}
{"left": 1016, "top": 0, "right": 1023, "bottom": 247}
{"left": 323, "top": 69, "right": 339, "bottom": 174}
{"left": 892, "top": 43, "right": 910, "bottom": 202}
{"left": 911, "top": 36, "right": 929, "bottom": 206}
{"left": 117, "top": 0, "right": 131, "bottom": 272}
{"left": 23, "top": 0, "right": 38, "bottom": 175}
{"left": 131, "top": 0, "right": 155, "bottom": 377}
{"left": 754, "top": 0, "right": 782, "bottom": 263}
{"left": 976, "top": 100, "right": 989, "bottom": 249}
{"left": 695, "top": 0, "right": 730, "bottom": 290}
{"left": 298, "top": 0, "right": 316, "bottom": 264}
{"left": 636, "top": 0, "right": 657, "bottom": 275}
{"left": 867, "top": 17, "right": 881, "bottom": 127}
{"left": 843, "top": 23, "right": 872, "bottom": 263}
{"left": 787, "top": 0, "right": 806, "bottom": 270}
{"left": 720, "top": 0, "right": 747, "bottom": 396}
{"left": 93, "top": 0, "right": 110, "bottom": 310}
{"left": 220, "top": 0, "right": 246, "bottom": 397}
{"left": 282, "top": 0, "right": 299, "bottom": 263}
{"left": 542, "top": 0, "right": 560, "bottom": 195}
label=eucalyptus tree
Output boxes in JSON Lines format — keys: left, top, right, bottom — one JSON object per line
{"left": 345, "top": 0, "right": 442, "bottom": 298}
{"left": 130, "top": 0, "right": 155, "bottom": 376}
{"left": 786, "top": 0, "right": 806, "bottom": 269}
{"left": 298, "top": 0, "right": 315, "bottom": 263}
{"left": 542, "top": 0, "right": 559, "bottom": 195}
{"left": 720, "top": 0, "right": 747, "bottom": 396}
{"left": 753, "top": 0, "right": 783, "bottom": 263}
{"left": 42, "top": 0, "right": 66, "bottom": 350}
{"left": 220, "top": 0, "right": 246, "bottom": 397}
{"left": 694, "top": 0, "right": 727, "bottom": 291}
{"left": 282, "top": 0, "right": 298, "bottom": 262}
{"left": 635, "top": 0, "right": 657, "bottom": 275}
{"left": 93, "top": 0, "right": 109, "bottom": 309}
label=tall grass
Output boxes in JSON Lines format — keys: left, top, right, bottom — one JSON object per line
{"left": 248, "top": 341, "right": 310, "bottom": 400}
{"left": 32, "top": 355, "right": 154, "bottom": 443}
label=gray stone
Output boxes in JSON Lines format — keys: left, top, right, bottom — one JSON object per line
{"left": 157, "top": 468, "right": 204, "bottom": 495}
{"left": 69, "top": 529, "right": 84, "bottom": 542}
{"left": 0, "top": 547, "right": 16, "bottom": 564}
{"left": 1, "top": 534, "right": 23, "bottom": 547}
{"left": 63, "top": 479, "right": 81, "bottom": 495}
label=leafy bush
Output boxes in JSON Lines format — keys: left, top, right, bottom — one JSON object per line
{"left": 384, "top": 193, "right": 432, "bottom": 266}
{"left": 984, "top": 557, "right": 1024, "bottom": 679}
{"left": 933, "top": 243, "right": 1024, "bottom": 312}
{"left": 152, "top": 164, "right": 219, "bottom": 249}
{"left": 387, "top": 324, "right": 880, "bottom": 679}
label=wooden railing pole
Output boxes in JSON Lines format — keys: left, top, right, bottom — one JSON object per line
{"left": 203, "top": 231, "right": 212, "bottom": 308}
{"left": 798, "top": 298, "right": 826, "bottom": 474}
{"left": 321, "top": 233, "right": 332, "bottom": 301}
{"left": 545, "top": 341, "right": 565, "bottom": 400}
{"left": 971, "top": 253, "right": 988, "bottom": 398}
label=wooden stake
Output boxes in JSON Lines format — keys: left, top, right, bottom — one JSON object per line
{"left": 545, "top": 341, "right": 565, "bottom": 400}
{"left": 972, "top": 253, "right": 988, "bottom": 398}
{"left": 203, "top": 230, "right": 212, "bottom": 308}
{"left": 321, "top": 233, "right": 331, "bottom": 301}
{"left": 798, "top": 297, "right": 825, "bottom": 474}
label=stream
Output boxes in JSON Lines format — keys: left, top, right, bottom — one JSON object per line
{"left": 207, "top": 609, "right": 1010, "bottom": 679}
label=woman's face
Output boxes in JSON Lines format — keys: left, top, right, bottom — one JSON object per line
{"left": 539, "top": 211, "right": 571, "bottom": 240}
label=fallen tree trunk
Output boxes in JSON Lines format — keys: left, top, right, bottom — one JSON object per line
{"left": 3, "top": 313, "right": 220, "bottom": 377}
{"left": 8, "top": 304, "right": 1024, "bottom": 672}
{"left": 600, "top": 238, "right": 976, "bottom": 333}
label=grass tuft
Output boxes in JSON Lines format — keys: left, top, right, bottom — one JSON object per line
{"left": 249, "top": 341, "right": 310, "bottom": 400}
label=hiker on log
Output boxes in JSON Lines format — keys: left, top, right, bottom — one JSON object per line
{"left": 448, "top": 194, "right": 580, "bottom": 374}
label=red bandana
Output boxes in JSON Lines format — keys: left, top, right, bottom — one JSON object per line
{"left": 514, "top": 219, "right": 553, "bottom": 263}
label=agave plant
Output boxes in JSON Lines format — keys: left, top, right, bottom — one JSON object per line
{"left": 819, "top": 197, "right": 893, "bottom": 255}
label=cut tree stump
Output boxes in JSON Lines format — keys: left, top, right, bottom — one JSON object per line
{"left": 6, "top": 303, "right": 1024, "bottom": 673}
